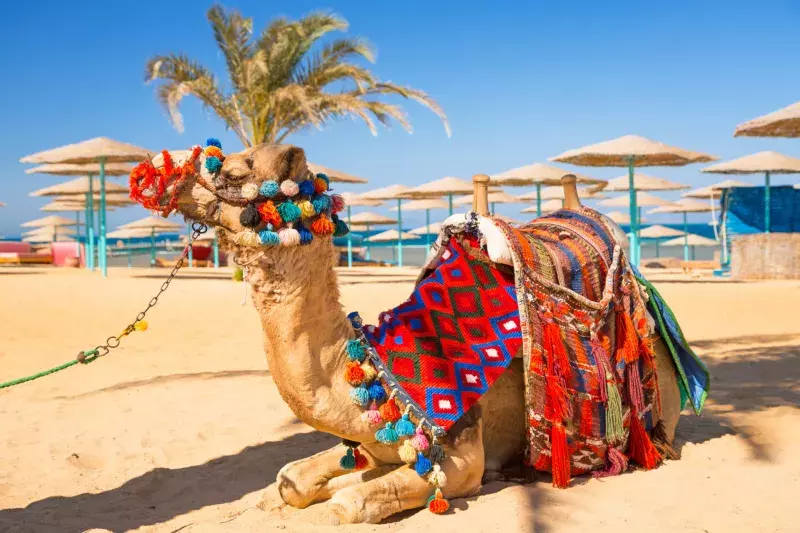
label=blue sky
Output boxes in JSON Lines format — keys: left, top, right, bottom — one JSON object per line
{"left": 1, "top": 0, "right": 799, "bottom": 236}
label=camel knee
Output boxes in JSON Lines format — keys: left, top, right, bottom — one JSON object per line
{"left": 277, "top": 458, "right": 329, "bottom": 508}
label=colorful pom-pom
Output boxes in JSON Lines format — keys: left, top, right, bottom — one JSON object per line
{"left": 428, "top": 489, "right": 449, "bottom": 514}
{"left": 315, "top": 173, "right": 330, "bottom": 186}
{"left": 331, "top": 194, "right": 346, "bottom": 214}
{"left": 311, "top": 195, "right": 331, "bottom": 214}
{"left": 297, "top": 225, "right": 313, "bottom": 245}
{"left": 280, "top": 180, "right": 300, "bottom": 197}
{"left": 360, "top": 363, "right": 377, "bottom": 383}
{"left": 313, "top": 177, "right": 329, "bottom": 194}
{"left": 398, "top": 440, "right": 417, "bottom": 464}
{"left": 376, "top": 422, "right": 398, "bottom": 444}
{"left": 259, "top": 180, "right": 280, "bottom": 198}
{"left": 411, "top": 428, "right": 430, "bottom": 452}
{"left": 415, "top": 453, "right": 432, "bottom": 475}
{"left": 204, "top": 145, "right": 224, "bottom": 159}
{"left": 241, "top": 182, "right": 259, "bottom": 200}
{"left": 362, "top": 401, "right": 383, "bottom": 426}
{"left": 379, "top": 398, "right": 401, "bottom": 423}
{"left": 428, "top": 464, "right": 447, "bottom": 487}
{"left": 367, "top": 381, "right": 386, "bottom": 402}
{"left": 239, "top": 204, "right": 261, "bottom": 229}
{"left": 333, "top": 215, "right": 349, "bottom": 237}
{"left": 298, "top": 200, "right": 316, "bottom": 219}
{"left": 205, "top": 156, "right": 223, "bottom": 173}
{"left": 349, "top": 385, "right": 370, "bottom": 407}
{"left": 233, "top": 230, "right": 260, "bottom": 247}
{"left": 340, "top": 448, "right": 356, "bottom": 470}
{"left": 257, "top": 201, "right": 283, "bottom": 228}
{"left": 353, "top": 448, "right": 369, "bottom": 470}
{"left": 346, "top": 339, "right": 366, "bottom": 361}
{"left": 428, "top": 442, "right": 445, "bottom": 464}
{"left": 298, "top": 180, "right": 316, "bottom": 196}
{"left": 277, "top": 202, "right": 302, "bottom": 223}
{"left": 310, "top": 215, "right": 336, "bottom": 236}
{"left": 258, "top": 230, "right": 280, "bottom": 246}
{"left": 278, "top": 227, "right": 301, "bottom": 246}
{"left": 344, "top": 361, "right": 365, "bottom": 386}
{"left": 395, "top": 414, "right": 415, "bottom": 437}
{"left": 206, "top": 138, "right": 222, "bottom": 149}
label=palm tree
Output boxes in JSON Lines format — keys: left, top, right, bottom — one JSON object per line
{"left": 145, "top": 5, "right": 449, "bottom": 147}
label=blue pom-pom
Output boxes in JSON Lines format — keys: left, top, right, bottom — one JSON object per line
{"left": 395, "top": 414, "right": 415, "bottom": 437}
{"left": 346, "top": 339, "right": 366, "bottom": 362}
{"left": 311, "top": 195, "right": 331, "bottom": 214}
{"left": 298, "top": 180, "right": 316, "bottom": 196}
{"left": 414, "top": 453, "right": 432, "bottom": 475}
{"left": 376, "top": 422, "right": 398, "bottom": 444}
{"left": 258, "top": 230, "right": 280, "bottom": 246}
{"left": 205, "top": 156, "right": 223, "bottom": 173}
{"left": 277, "top": 202, "right": 302, "bottom": 223}
{"left": 315, "top": 173, "right": 330, "bottom": 186}
{"left": 367, "top": 381, "right": 386, "bottom": 402}
{"left": 206, "top": 138, "right": 222, "bottom": 149}
{"left": 297, "top": 225, "right": 313, "bottom": 245}
{"left": 259, "top": 180, "right": 280, "bottom": 198}
{"left": 347, "top": 312, "right": 363, "bottom": 329}
{"left": 339, "top": 448, "right": 356, "bottom": 470}
{"left": 349, "top": 386, "right": 370, "bottom": 408}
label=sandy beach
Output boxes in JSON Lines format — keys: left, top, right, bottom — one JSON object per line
{"left": 0, "top": 266, "right": 798, "bottom": 532}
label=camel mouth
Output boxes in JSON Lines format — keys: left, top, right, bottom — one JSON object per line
{"left": 213, "top": 186, "right": 250, "bottom": 206}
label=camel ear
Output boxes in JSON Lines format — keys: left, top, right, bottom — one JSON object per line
{"left": 249, "top": 144, "right": 308, "bottom": 183}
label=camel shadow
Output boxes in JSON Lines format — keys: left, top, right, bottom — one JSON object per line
{"left": 0, "top": 431, "right": 338, "bottom": 533}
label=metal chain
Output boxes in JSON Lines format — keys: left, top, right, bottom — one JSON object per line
{"left": 77, "top": 222, "right": 208, "bottom": 363}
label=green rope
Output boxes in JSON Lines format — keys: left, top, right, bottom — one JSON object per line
{"left": 0, "top": 351, "right": 99, "bottom": 390}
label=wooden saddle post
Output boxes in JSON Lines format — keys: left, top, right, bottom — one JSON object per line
{"left": 561, "top": 174, "right": 582, "bottom": 210}
{"left": 471, "top": 174, "right": 491, "bottom": 216}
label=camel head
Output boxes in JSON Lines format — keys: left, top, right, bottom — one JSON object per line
{"left": 129, "top": 140, "right": 349, "bottom": 257}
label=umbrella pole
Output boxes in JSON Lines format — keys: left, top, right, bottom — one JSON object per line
{"left": 425, "top": 209, "right": 431, "bottom": 249}
{"left": 491, "top": 202, "right": 496, "bottom": 215}
{"left": 99, "top": 159, "right": 108, "bottom": 277}
{"left": 655, "top": 240, "right": 660, "bottom": 258}
{"left": 87, "top": 176, "right": 95, "bottom": 270}
{"left": 347, "top": 205, "right": 353, "bottom": 268}
{"left": 536, "top": 183, "right": 542, "bottom": 217}
{"left": 683, "top": 211, "right": 689, "bottom": 262}
{"left": 213, "top": 232, "right": 220, "bottom": 268}
{"left": 448, "top": 194, "right": 453, "bottom": 216}
{"left": 150, "top": 228, "right": 156, "bottom": 267}
{"left": 764, "top": 171, "right": 771, "bottom": 233}
{"left": 691, "top": 245, "right": 696, "bottom": 261}
{"left": 83, "top": 201, "right": 90, "bottom": 267}
{"left": 397, "top": 199, "right": 403, "bottom": 268}
{"left": 187, "top": 225, "right": 194, "bottom": 267}
{"left": 627, "top": 156, "right": 639, "bottom": 267}
{"left": 365, "top": 224, "right": 371, "bottom": 260}
{"left": 128, "top": 248, "right": 133, "bottom": 268}
{"left": 75, "top": 210, "right": 81, "bottom": 263}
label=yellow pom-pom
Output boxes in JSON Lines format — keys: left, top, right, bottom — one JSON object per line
{"left": 298, "top": 200, "right": 316, "bottom": 219}
{"left": 360, "top": 363, "right": 377, "bottom": 383}
{"left": 398, "top": 440, "right": 417, "bottom": 464}
{"left": 134, "top": 321, "right": 148, "bottom": 332}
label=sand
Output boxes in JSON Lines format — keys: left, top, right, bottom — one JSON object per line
{"left": 0, "top": 266, "right": 798, "bottom": 532}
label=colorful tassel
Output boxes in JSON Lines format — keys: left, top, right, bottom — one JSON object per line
{"left": 331, "top": 194, "right": 345, "bottom": 213}
{"left": 333, "top": 215, "right": 349, "bottom": 237}
{"left": 344, "top": 361, "right": 365, "bottom": 386}
{"left": 239, "top": 204, "right": 261, "bottom": 228}
{"left": 605, "top": 376, "right": 624, "bottom": 444}
{"left": 277, "top": 202, "right": 302, "bottom": 224}
{"left": 580, "top": 398, "right": 594, "bottom": 437}
{"left": 353, "top": 448, "right": 368, "bottom": 470}
{"left": 376, "top": 422, "right": 398, "bottom": 444}
{"left": 590, "top": 332, "right": 609, "bottom": 402}
{"left": 411, "top": 428, "right": 430, "bottom": 452}
{"left": 241, "top": 182, "right": 259, "bottom": 200}
{"left": 593, "top": 447, "right": 629, "bottom": 478}
{"left": 311, "top": 194, "right": 331, "bottom": 214}
{"left": 206, "top": 137, "right": 222, "bottom": 148}
{"left": 310, "top": 215, "right": 335, "bottom": 236}
{"left": 259, "top": 180, "right": 279, "bottom": 198}
{"left": 313, "top": 176, "right": 329, "bottom": 194}
{"left": 233, "top": 230, "right": 260, "bottom": 247}
{"left": 398, "top": 440, "right": 417, "bottom": 464}
{"left": 340, "top": 448, "right": 356, "bottom": 470}
{"left": 280, "top": 180, "right": 300, "bottom": 197}
{"left": 395, "top": 414, "right": 415, "bottom": 437}
{"left": 205, "top": 156, "right": 222, "bottom": 173}
{"left": 345, "top": 339, "right": 366, "bottom": 362}
{"left": 415, "top": 453, "right": 432, "bottom": 475}
{"left": 428, "top": 442, "right": 445, "bottom": 464}
{"left": 543, "top": 320, "right": 571, "bottom": 379}
{"left": 298, "top": 200, "right": 316, "bottom": 218}
{"left": 277, "top": 227, "right": 300, "bottom": 246}
{"left": 349, "top": 385, "right": 370, "bottom": 407}
{"left": 615, "top": 305, "right": 640, "bottom": 364}
{"left": 626, "top": 364, "right": 645, "bottom": 416}
{"left": 204, "top": 145, "right": 223, "bottom": 159}
{"left": 378, "top": 398, "right": 401, "bottom": 423}
{"left": 550, "top": 423, "right": 571, "bottom": 488}
{"left": 298, "top": 180, "right": 315, "bottom": 196}
{"left": 628, "top": 415, "right": 661, "bottom": 470}
{"left": 544, "top": 375, "right": 570, "bottom": 423}
{"left": 428, "top": 464, "right": 447, "bottom": 487}
{"left": 367, "top": 381, "right": 386, "bottom": 402}
{"left": 428, "top": 489, "right": 449, "bottom": 514}
{"left": 257, "top": 201, "right": 283, "bottom": 228}
{"left": 361, "top": 401, "right": 383, "bottom": 426}
{"left": 258, "top": 230, "right": 280, "bottom": 246}
{"left": 360, "top": 363, "right": 377, "bottom": 383}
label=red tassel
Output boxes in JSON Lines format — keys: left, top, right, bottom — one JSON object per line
{"left": 590, "top": 333, "right": 610, "bottom": 402}
{"left": 550, "top": 423, "right": 571, "bottom": 488}
{"left": 545, "top": 376, "right": 570, "bottom": 423}
{"left": 628, "top": 414, "right": 661, "bottom": 470}
{"left": 615, "top": 307, "right": 640, "bottom": 364}
{"left": 626, "top": 364, "right": 645, "bottom": 416}
{"left": 580, "top": 398, "right": 594, "bottom": 437}
{"left": 544, "top": 320, "right": 572, "bottom": 380}
{"left": 593, "top": 447, "right": 629, "bottom": 478}
{"left": 353, "top": 448, "right": 369, "bottom": 470}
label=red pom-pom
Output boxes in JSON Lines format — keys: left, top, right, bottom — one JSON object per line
{"left": 353, "top": 449, "right": 369, "bottom": 470}
{"left": 257, "top": 201, "right": 283, "bottom": 228}
{"left": 550, "top": 423, "right": 571, "bottom": 488}
{"left": 344, "top": 361, "right": 365, "bottom": 386}
{"left": 428, "top": 489, "right": 449, "bottom": 514}
{"left": 628, "top": 415, "right": 661, "bottom": 470}
{"left": 310, "top": 215, "right": 335, "bottom": 236}
{"left": 378, "top": 398, "right": 401, "bottom": 422}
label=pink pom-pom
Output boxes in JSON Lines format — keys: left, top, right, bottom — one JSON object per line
{"left": 331, "top": 194, "right": 346, "bottom": 214}
{"left": 278, "top": 227, "right": 300, "bottom": 246}
{"left": 361, "top": 401, "right": 383, "bottom": 426}
{"left": 411, "top": 427, "right": 429, "bottom": 451}
{"left": 280, "top": 180, "right": 300, "bottom": 197}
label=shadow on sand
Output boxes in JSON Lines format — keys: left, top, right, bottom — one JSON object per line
{"left": 0, "top": 431, "right": 339, "bottom": 533}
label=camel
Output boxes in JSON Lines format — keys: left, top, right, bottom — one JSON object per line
{"left": 139, "top": 142, "right": 684, "bottom": 524}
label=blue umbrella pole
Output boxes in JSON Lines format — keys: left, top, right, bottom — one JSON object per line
{"left": 99, "top": 158, "right": 108, "bottom": 277}
{"left": 397, "top": 199, "right": 403, "bottom": 267}
{"left": 347, "top": 205, "right": 353, "bottom": 268}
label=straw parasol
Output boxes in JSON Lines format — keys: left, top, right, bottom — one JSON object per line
{"left": 522, "top": 186, "right": 604, "bottom": 202}
{"left": 29, "top": 176, "right": 130, "bottom": 197}
{"left": 603, "top": 173, "right": 689, "bottom": 192}
{"left": 307, "top": 163, "right": 368, "bottom": 184}
{"left": 367, "top": 229, "right": 420, "bottom": 242}
{"left": 490, "top": 163, "right": 606, "bottom": 217}
{"left": 661, "top": 233, "right": 718, "bottom": 261}
{"left": 20, "top": 137, "right": 150, "bottom": 276}
{"left": 22, "top": 226, "right": 77, "bottom": 236}
{"left": 409, "top": 222, "right": 443, "bottom": 235}
{"left": 701, "top": 151, "right": 800, "bottom": 233}
{"left": 41, "top": 201, "right": 120, "bottom": 213}
{"left": 605, "top": 210, "right": 648, "bottom": 225}
{"left": 734, "top": 101, "right": 800, "bottom": 138}
{"left": 21, "top": 215, "right": 79, "bottom": 228}
{"left": 360, "top": 185, "right": 412, "bottom": 267}
{"left": 348, "top": 212, "right": 397, "bottom": 226}
{"left": 119, "top": 217, "right": 183, "bottom": 266}
{"left": 682, "top": 180, "right": 753, "bottom": 199}
{"left": 391, "top": 199, "right": 447, "bottom": 248}
{"left": 521, "top": 199, "right": 564, "bottom": 214}
{"left": 399, "top": 177, "right": 477, "bottom": 215}
{"left": 336, "top": 193, "right": 382, "bottom": 267}
{"left": 551, "top": 134, "right": 716, "bottom": 266}
{"left": 453, "top": 191, "right": 524, "bottom": 214}
{"left": 639, "top": 224, "right": 685, "bottom": 258}
{"left": 648, "top": 199, "right": 715, "bottom": 262}
{"left": 599, "top": 192, "right": 675, "bottom": 208}
{"left": 22, "top": 231, "right": 75, "bottom": 243}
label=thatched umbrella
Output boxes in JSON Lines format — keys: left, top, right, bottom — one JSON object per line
{"left": 21, "top": 215, "right": 78, "bottom": 228}
{"left": 682, "top": 179, "right": 753, "bottom": 199}
{"left": 399, "top": 177, "right": 475, "bottom": 215}
{"left": 22, "top": 230, "right": 76, "bottom": 243}
{"left": 391, "top": 199, "right": 447, "bottom": 248}
{"left": 20, "top": 138, "right": 150, "bottom": 277}
{"left": 360, "top": 185, "right": 411, "bottom": 266}
{"left": 648, "top": 199, "right": 715, "bottom": 261}
{"left": 366, "top": 229, "right": 420, "bottom": 266}
{"left": 453, "top": 191, "right": 523, "bottom": 215}
{"left": 551, "top": 135, "right": 716, "bottom": 265}
{"left": 701, "top": 151, "right": 800, "bottom": 233}
{"left": 661, "top": 233, "right": 719, "bottom": 261}
{"left": 521, "top": 199, "right": 564, "bottom": 214}
{"left": 603, "top": 173, "right": 689, "bottom": 193}
{"left": 638, "top": 224, "right": 685, "bottom": 258}
{"left": 22, "top": 225, "right": 77, "bottom": 236}
{"left": 307, "top": 163, "right": 368, "bottom": 184}
{"left": 347, "top": 211, "right": 398, "bottom": 262}
{"left": 119, "top": 216, "right": 183, "bottom": 267}
{"left": 337, "top": 193, "right": 382, "bottom": 267}
{"left": 522, "top": 186, "right": 604, "bottom": 202}
{"left": 490, "top": 163, "right": 605, "bottom": 216}
{"left": 605, "top": 210, "right": 648, "bottom": 225}
{"left": 22, "top": 224, "right": 77, "bottom": 245}
{"left": 409, "top": 222, "right": 443, "bottom": 236}
{"left": 734, "top": 101, "right": 800, "bottom": 138}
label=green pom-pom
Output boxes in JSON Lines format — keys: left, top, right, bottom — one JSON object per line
{"left": 346, "top": 339, "right": 366, "bottom": 362}
{"left": 340, "top": 448, "right": 356, "bottom": 470}
{"left": 277, "top": 202, "right": 302, "bottom": 223}
{"left": 333, "top": 215, "right": 349, "bottom": 237}
{"left": 376, "top": 422, "right": 398, "bottom": 444}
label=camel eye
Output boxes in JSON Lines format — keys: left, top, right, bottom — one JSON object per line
{"left": 223, "top": 167, "right": 249, "bottom": 184}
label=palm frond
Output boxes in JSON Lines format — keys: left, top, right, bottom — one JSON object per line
{"left": 206, "top": 5, "right": 254, "bottom": 94}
